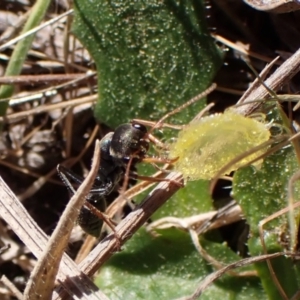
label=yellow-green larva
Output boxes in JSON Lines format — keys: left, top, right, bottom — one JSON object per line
{"left": 168, "top": 110, "right": 270, "bottom": 180}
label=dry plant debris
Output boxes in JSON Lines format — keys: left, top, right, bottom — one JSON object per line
{"left": 1, "top": 1, "right": 300, "bottom": 299}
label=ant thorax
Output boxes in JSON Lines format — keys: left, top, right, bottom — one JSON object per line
{"left": 94, "top": 131, "right": 123, "bottom": 194}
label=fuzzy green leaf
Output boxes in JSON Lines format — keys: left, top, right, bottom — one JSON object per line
{"left": 96, "top": 228, "right": 264, "bottom": 300}
{"left": 233, "top": 146, "right": 300, "bottom": 299}
{"left": 73, "top": 0, "right": 222, "bottom": 127}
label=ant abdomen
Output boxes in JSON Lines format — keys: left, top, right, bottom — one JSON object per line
{"left": 77, "top": 195, "right": 107, "bottom": 238}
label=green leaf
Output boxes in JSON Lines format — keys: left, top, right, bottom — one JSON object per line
{"left": 73, "top": 0, "right": 222, "bottom": 127}
{"left": 233, "top": 146, "right": 300, "bottom": 299}
{"left": 153, "top": 180, "right": 214, "bottom": 220}
{"left": 96, "top": 228, "right": 264, "bottom": 300}
{"left": 95, "top": 173, "right": 263, "bottom": 299}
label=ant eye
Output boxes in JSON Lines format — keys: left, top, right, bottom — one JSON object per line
{"left": 122, "top": 156, "right": 130, "bottom": 163}
{"left": 132, "top": 123, "right": 147, "bottom": 134}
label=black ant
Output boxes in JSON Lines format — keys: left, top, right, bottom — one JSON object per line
{"left": 57, "top": 122, "right": 162, "bottom": 237}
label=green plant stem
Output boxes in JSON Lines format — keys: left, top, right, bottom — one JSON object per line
{"left": 0, "top": 0, "right": 51, "bottom": 116}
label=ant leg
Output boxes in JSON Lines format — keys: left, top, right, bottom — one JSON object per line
{"left": 89, "top": 181, "right": 114, "bottom": 196}
{"left": 136, "top": 156, "right": 182, "bottom": 186}
{"left": 106, "top": 168, "right": 172, "bottom": 218}
{"left": 141, "top": 156, "right": 178, "bottom": 165}
{"left": 137, "top": 104, "right": 215, "bottom": 151}
{"left": 147, "top": 133, "right": 169, "bottom": 150}
{"left": 190, "top": 102, "right": 215, "bottom": 123}
{"left": 132, "top": 119, "right": 183, "bottom": 130}
{"left": 151, "top": 83, "right": 216, "bottom": 132}
{"left": 57, "top": 164, "right": 78, "bottom": 195}
{"left": 145, "top": 162, "right": 178, "bottom": 177}
{"left": 57, "top": 164, "right": 113, "bottom": 196}
{"left": 84, "top": 201, "right": 121, "bottom": 250}
{"left": 131, "top": 85, "right": 216, "bottom": 133}
{"left": 133, "top": 103, "right": 215, "bottom": 131}
{"left": 131, "top": 172, "right": 183, "bottom": 188}
{"left": 133, "top": 84, "right": 216, "bottom": 132}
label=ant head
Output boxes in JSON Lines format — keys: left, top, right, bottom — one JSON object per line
{"left": 110, "top": 122, "right": 149, "bottom": 165}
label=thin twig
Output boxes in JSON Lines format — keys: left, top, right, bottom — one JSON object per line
{"left": 1, "top": 94, "right": 97, "bottom": 123}
{"left": 175, "top": 252, "right": 296, "bottom": 300}
{"left": 234, "top": 47, "right": 300, "bottom": 116}
{"left": 0, "top": 275, "right": 23, "bottom": 300}
{"left": 0, "top": 73, "right": 85, "bottom": 84}
{"left": 23, "top": 140, "right": 105, "bottom": 299}
{"left": 0, "top": 152, "right": 108, "bottom": 300}
{"left": 0, "top": 10, "right": 73, "bottom": 52}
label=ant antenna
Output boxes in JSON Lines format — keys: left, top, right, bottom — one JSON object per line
{"left": 149, "top": 83, "right": 216, "bottom": 134}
